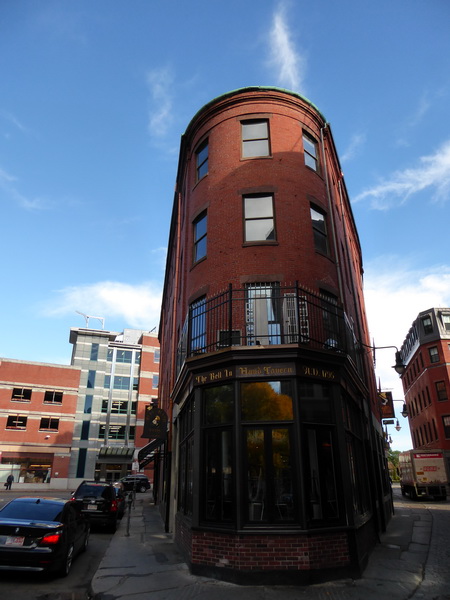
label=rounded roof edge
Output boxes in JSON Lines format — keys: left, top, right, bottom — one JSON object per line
{"left": 184, "top": 86, "right": 328, "bottom": 135}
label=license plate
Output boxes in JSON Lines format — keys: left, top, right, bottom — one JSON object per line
{"left": 87, "top": 504, "right": 97, "bottom": 511}
{"left": 6, "top": 536, "right": 25, "bottom": 546}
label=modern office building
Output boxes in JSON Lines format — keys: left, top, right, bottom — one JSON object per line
{"left": 0, "top": 358, "right": 80, "bottom": 488}
{"left": 399, "top": 307, "right": 450, "bottom": 452}
{"left": 157, "top": 87, "right": 392, "bottom": 584}
{"left": 68, "top": 327, "right": 160, "bottom": 486}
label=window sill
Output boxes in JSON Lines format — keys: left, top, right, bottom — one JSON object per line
{"left": 243, "top": 241, "right": 278, "bottom": 247}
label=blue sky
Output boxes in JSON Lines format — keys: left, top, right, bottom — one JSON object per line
{"left": 2, "top": 0, "right": 450, "bottom": 450}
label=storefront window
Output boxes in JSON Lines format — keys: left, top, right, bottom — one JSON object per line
{"left": 245, "top": 426, "right": 294, "bottom": 522}
{"left": 241, "top": 381, "right": 293, "bottom": 421}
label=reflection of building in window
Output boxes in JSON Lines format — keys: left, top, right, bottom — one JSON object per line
{"left": 421, "top": 315, "right": 433, "bottom": 334}
{"left": 429, "top": 346, "right": 439, "bottom": 363}
{"left": 246, "top": 283, "right": 281, "bottom": 344}
{"left": 99, "top": 424, "right": 135, "bottom": 440}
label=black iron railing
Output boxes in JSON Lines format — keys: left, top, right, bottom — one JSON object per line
{"left": 176, "top": 283, "right": 363, "bottom": 376}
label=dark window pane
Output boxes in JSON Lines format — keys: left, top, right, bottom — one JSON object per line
{"left": 241, "top": 381, "right": 293, "bottom": 421}
{"left": 204, "top": 384, "right": 234, "bottom": 424}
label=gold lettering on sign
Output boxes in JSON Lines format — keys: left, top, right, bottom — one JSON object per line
{"left": 194, "top": 368, "right": 233, "bottom": 385}
{"left": 302, "top": 365, "right": 336, "bottom": 380}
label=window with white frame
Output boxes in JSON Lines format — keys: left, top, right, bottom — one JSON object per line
{"left": 244, "top": 194, "right": 275, "bottom": 242}
{"left": 242, "top": 119, "right": 270, "bottom": 158}
{"left": 429, "top": 346, "right": 439, "bottom": 364}
{"left": 303, "top": 132, "right": 319, "bottom": 171}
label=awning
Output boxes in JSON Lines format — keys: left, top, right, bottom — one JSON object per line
{"left": 97, "top": 446, "right": 135, "bottom": 462}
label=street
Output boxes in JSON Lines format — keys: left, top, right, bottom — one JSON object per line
{"left": 1, "top": 485, "right": 450, "bottom": 600}
{"left": 0, "top": 490, "right": 116, "bottom": 600}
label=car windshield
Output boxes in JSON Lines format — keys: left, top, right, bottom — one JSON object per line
{"left": 77, "top": 484, "right": 109, "bottom": 498}
{"left": 0, "top": 500, "right": 63, "bottom": 522}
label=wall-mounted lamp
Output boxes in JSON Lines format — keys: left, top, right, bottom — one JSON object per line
{"left": 361, "top": 343, "right": 406, "bottom": 376}
{"left": 401, "top": 403, "right": 408, "bottom": 418}
{"left": 394, "top": 419, "right": 401, "bottom": 432}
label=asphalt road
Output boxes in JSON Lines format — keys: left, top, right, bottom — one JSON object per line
{"left": 0, "top": 490, "right": 115, "bottom": 600}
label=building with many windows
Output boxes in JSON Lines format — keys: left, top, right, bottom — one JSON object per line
{"left": 68, "top": 327, "right": 160, "bottom": 485}
{"left": 0, "top": 358, "right": 80, "bottom": 488}
{"left": 0, "top": 326, "right": 160, "bottom": 490}
{"left": 156, "top": 87, "right": 391, "bottom": 584}
{"left": 399, "top": 307, "right": 450, "bottom": 455}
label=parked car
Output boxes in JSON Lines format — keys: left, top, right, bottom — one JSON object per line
{"left": 71, "top": 481, "right": 126, "bottom": 532}
{"left": 119, "top": 474, "right": 151, "bottom": 493}
{"left": 0, "top": 497, "right": 89, "bottom": 577}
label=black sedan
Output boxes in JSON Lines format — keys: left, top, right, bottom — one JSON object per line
{"left": 0, "top": 497, "right": 89, "bottom": 577}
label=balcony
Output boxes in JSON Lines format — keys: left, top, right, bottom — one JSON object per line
{"left": 176, "top": 283, "right": 362, "bottom": 376}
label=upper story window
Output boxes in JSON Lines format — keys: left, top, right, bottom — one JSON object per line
{"left": 441, "top": 313, "right": 450, "bottom": 332}
{"left": 242, "top": 119, "right": 270, "bottom": 158}
{"left": 39, "top": 417, "right": 59, "bottom": 431}
{"left": 442, "top": 415, "right": 450, "bottom": 439}
{"left": 152, "top": 374, "right": 159, "bottom": 389}
{"left": 154, "top": 348, "right": 160, "bottom": 363}
{"left": 193, "top": 211, "right": 207, "bottom": 262}
{"left": 6, "top": 415, "right": 27, "bottom": 429}
{"left": 87, "top": 370, "right": 96, "bottom": 388}
{"left": 44, "top": 391, "right": 63, "bottom": 404}
{"left": 189, "top": 296, "right": 206, "bottom": 352}
{"left": 196, "top": 139, "right": 208, "bottom": 181}
{"left": 303, "top": 132, "right": 319, "bottom": 171}
{"left": 429, "top": 346, "right": 439, "bottom": 363}
{"left": 310, "top": 205, "right": 329, "bottom": 255}
{"left": 11, "top": 388, "right": 32, "bottom": 402}
{"left": 436, "top": 381, "right": 448, "bottom": 402}
{"left": 244, "top": 194, "right": 275, "bottom": 242}
{"left": 90, "top": 343, "right": 99, "bottom": 361}
{"left": 421, "top": 315, "right": 433, "bottom": 334}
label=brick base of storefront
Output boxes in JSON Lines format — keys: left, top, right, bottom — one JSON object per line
{"left": 175, "top": 514, "right": 366, "bottom": 585}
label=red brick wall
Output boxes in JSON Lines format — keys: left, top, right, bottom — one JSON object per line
{"left": 175, "top": 515, "right": 350, "bottom": 572}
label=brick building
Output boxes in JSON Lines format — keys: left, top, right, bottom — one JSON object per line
{"left": 0, "top": 327, "right": 160, "bottom": 490}
{"left": 157, "top": 87, "right": 392, "bottom": 584}
{"left": 0, "top": 358, "right": 80, "bottom": 488}
{"left": 399, "top": 308, "right": 450, "bottom": 459}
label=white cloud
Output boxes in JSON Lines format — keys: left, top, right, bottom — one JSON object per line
{"left": 0, "top": 166, "right": 49, "bottom": 210}
{"left": 354, "top": 140, "right": 450, "bottom": 209}
{"left": 146, "top": 67, "right": 174, "bottom": 138}
{"left": 43, "top": 281, "right": 163, "bottom": 330}
{"left": 268, "top": 3, "right": 307, "bottom": 94}
{"left": 341, "top": 132, "right": 366, "bottom": 163}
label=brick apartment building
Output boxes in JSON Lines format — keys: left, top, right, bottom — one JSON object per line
{"left": 156, "top": 87, "right": 392, "bottom": 584}
{"left": 0, "top": 358, "right": 80, "bottom": 488}
{"left": 399, "top": 308, "right": 450, "bottom": 467}
{"left": 1, "top": 327, "right": 160, "bottom": 489}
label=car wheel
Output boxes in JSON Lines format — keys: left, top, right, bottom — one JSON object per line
{"left": 81, "top": 526, "right": 90, "bottom": 552}
{"left": 138, "top": 484, "right": 147, "bottom": 493}
{"left": 58, "top": 543, "right": 74, "bottom": 577}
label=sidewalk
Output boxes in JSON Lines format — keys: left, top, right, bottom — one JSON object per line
{"left": 90, "top": 490, "right": 431, "bottom": 600}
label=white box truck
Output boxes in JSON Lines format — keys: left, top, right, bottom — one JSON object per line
{"left": 399, "top": 450, "right": 448, "bottom": 500}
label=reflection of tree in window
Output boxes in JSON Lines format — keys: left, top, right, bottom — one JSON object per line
{"left": 241, "top": 381, "right": 293, "bottom": 421}
{"left": 204, "top": 385, "right": 234, "bottom": 424}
